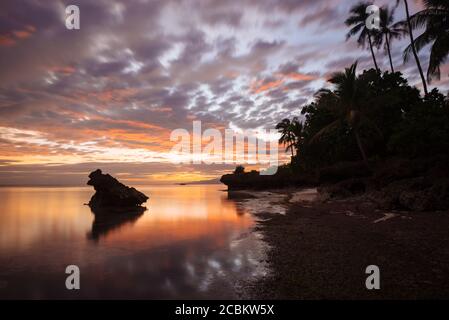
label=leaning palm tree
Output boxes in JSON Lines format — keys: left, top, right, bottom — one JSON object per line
{"left": 291, "top": 119, "right": 304, "bottom": 153}
{"left": 374, "top": 6, "right": 405, "bottom": 73}
{"left": 310, "top": 62, "right": 370, "bottom": 167}
{"left": 276, "top": 118, "right": 298, "bottom": 158}
{"left": 405, "top": 0, "right": 449, "bottom": 83}
{"left": 345, "top": 2, "right": 380, "bottom": 72}
{"left": 395, "top": 0, "right": 429, "bottom": 95}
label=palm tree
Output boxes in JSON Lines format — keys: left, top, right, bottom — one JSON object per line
{"left": 291, "top": 119, "right": 303, "bottom": 154}
{"left": 345, "top": 2, "right": 380, "bottom": 72}
{"left": 310, "top": 62, "right": 370, "bottom": 167}
{"left": 405, "top": 0, "right": 449, "bottom": 83}
{"left": 374, "top": 6, "right": 405, "bottom": 73}
{"left": 396, "top": 0, "right": 429, "bottom": 95}
{"left": 276, "top": 118, "right": 299, "bottom": 158}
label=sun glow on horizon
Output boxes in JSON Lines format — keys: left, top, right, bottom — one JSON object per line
{"left": 0, "top": 125, "right": 289, "bottom": 184}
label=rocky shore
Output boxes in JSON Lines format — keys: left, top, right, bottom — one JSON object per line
{"left": 221, "top": 156, "right": 449, "bottom": 212}
{"left": 230, "top": 188, "right": 449, "bottom": 299}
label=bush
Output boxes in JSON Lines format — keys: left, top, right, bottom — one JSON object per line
{"left": 233, "top": 165, "right": 245, "bottom": 174}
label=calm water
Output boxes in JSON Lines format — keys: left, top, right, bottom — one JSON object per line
{"left": 0, "top": 185, "right": 266, "bottom": 299}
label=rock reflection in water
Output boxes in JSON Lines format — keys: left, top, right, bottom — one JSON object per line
{"left": 0, "top": 185, "right": 269, "bottom": 299}
{"left": 87, "top": 206, "right": 146, "bottom": 241}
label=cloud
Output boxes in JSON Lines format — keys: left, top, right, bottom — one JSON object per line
{"left": 0, "top": 0, "right": 447, "bottom": 184}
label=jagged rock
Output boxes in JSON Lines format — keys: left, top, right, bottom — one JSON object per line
{"left": 87, "top": 169, "right": 149, "bottom": 209}
{"left": 365, "top": 177, "right": 449, "bottom": 211}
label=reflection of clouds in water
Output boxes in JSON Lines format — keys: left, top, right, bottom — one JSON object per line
{"left": 197, "top": 231, "right": 269, "bottom": 295}
{"left": 0, "top": 185, "right": 271, "bottom": 298}
{"left": 186, "top": 262, "right": 195, "bottom": 277}
{"left": 72, "top": 228, "right": 268, "bottom": 298}
{"left": 78, "top": 192, "right": 264, "bottom": 298}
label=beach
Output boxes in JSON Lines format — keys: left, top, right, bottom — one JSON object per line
{"left": 233, "top": 188, "right": 449, "bottom": 299}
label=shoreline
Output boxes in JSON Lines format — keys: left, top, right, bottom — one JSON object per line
{"left": 233, "top": 188, "right": 449, "bottom": 299}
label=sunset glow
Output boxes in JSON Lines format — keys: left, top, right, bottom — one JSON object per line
{"left": 0, "top": 0, "right": 448, "bottom": 185}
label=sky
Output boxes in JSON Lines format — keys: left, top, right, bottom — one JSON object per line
{"left": 0, "top": 0, "right": 448, "bottom": 185}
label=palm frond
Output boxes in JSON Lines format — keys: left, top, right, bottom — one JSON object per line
{"left": 427, "top": 33, "right": 449, "bottom": 82}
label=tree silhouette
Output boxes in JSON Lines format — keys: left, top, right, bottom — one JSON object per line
{"left": 406, "top": 0, "right": 449, "bottom": 82}
{"left": 346, "top": 2, "right": 380, "bottom": 72}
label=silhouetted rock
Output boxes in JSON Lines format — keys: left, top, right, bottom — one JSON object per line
{"left": 220, "top": 166, "right": 316, "bottom": 190}
{"left": 87, "top": 169, "right": 149, "bottom": 209}
{"left": 366, "top": 177, "right": 449, "bottom": 211}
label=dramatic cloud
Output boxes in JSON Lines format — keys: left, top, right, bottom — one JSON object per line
{"left": 0, "top": 0, "right": 448, "bottom": 184}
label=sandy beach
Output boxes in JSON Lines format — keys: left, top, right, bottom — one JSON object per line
{"left": 233, "top": 188, "right": 449, "bottom": 299}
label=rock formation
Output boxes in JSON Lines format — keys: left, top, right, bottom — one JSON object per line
{"left": 87, "top": 169, "right": 149, "bottom": 209}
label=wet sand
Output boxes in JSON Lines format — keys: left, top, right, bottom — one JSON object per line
{"left": 234, "top": 189, "right": 449, "bottom": 299}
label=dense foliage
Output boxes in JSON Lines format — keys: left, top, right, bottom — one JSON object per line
{"left": 279, "top": 67, "right": 449, "bottom": 170}
{"left": 277, "top": 1, "right": 449, "bottom": 171}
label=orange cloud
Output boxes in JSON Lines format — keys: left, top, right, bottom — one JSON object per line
{"left": 153, "top": 106, "right": 172, "bottom": 112}
{"left": 88, "top": 88, "right": 138, "bottom": 104}
{"left": 0, "top": 25, "right": 36, "bottom": 46}
{"left": 251, "top": 78, "right": 284, "bottom": 93}
{"left": 251, "top": 72, "right": 317, "bottom": 94}
{"left": 48, "top": 65, "right": 76, "bottom": 75}
{"left": 282, "top": 72, "right": 317, "bottom": 81}
{"left": 0, "top": 35, "right": 16, "bottom": 47}
{"left": 13, "top": 30, "right": 33, "bottom": 39}
{"left": 101, "top": 118, "right": 166, "bottom": 131}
